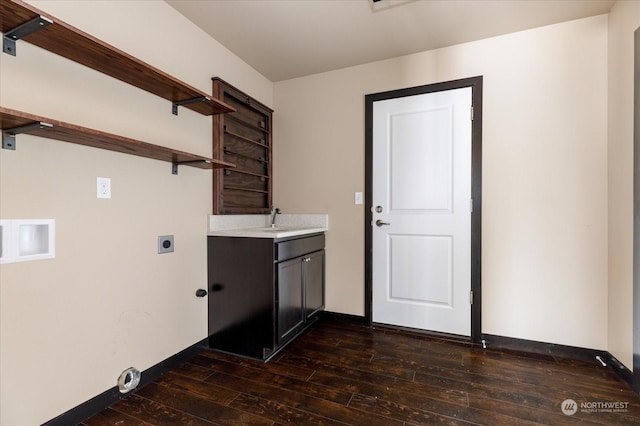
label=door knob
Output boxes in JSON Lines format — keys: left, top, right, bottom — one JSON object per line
{"left": 375, "top": 219, "right": 390, "bottom": 227}
{"left": 195, "top": 289, "right": 208, "bottom": 297}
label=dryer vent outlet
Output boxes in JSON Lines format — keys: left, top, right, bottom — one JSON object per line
{"left": 118, "top": 367, "right": 141, "bottom": 394}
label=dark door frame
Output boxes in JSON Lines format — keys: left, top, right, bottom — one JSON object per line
{"left": 632, "top": 27, "right": 640, "bottom": 392}
{"left": 364, "top": 76, "right": 483, "bottom": 343}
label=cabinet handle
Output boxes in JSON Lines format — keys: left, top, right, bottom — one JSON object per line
{"left": 302, "top": 257, "right": 310, "bottom": 262}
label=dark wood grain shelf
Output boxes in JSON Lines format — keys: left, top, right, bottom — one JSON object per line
{"left": 224, "top": 186, "right": 270, "bottom": 194}
{"left": 0, "top": 107, "right": 235, "bottom": 172}
{"left": 223, "top": 148, "right": 268, "bottom": 164}
{"left": 225, "top": 169, "right": 269, "bottom": 180}
{"left": 224, "top": 128, "right": 269, "bottom": 149}
{"left": 226, "top": 114, "right": 270, "bottom": 134}
{"left": 0, "top": 0, "right": 235, "bottom": 116}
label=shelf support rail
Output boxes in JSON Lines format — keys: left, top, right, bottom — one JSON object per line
{"left": 172, "top": 97, "right": 210, "bottom": 115}
{"left": 3, "top": 15, "right": 53, "bottom": 56}
{"left": 171, "top": 159, "right": 212, "bottom": 175}
{"left": 2, "top": 122, "right": 53, "bottom": 150}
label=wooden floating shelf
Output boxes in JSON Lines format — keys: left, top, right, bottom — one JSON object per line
{"left": 0, "top": 107, "right": 236, "bottom": 173}
{"left": 0, "top": 0, "right": 235, "bottom": 117}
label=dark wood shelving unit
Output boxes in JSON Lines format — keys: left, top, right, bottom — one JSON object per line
{"left": 0, "top": 107, "right": 235, "bottom": 174}
{"left": 0, "top": 0, "right": 235, "bottom": 116}
{"left": 1, "top": 0, "right": 237, "bottom": 174}
{"left": 212, "top": 77, "right": 273, "bottom": 214}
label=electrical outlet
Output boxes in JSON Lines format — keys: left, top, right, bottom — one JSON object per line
{"left": 355, "top": 192, "right": 363, "bottom": 205}
{"left": 97, "top": 177, "right": 111, "bottom": 199}
{"left": 158, "top": 235, "right": 174, "bottom": 254}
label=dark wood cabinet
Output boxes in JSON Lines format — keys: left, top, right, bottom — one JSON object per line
{"left": 276, "top": 248, "right": 325, "bottom": 344}
{"left": 212, "top": 78, "right": 273, "bottom": 214}
{"left": 277, "top": 258, "right": 305, "bottom": 344}
{"left": 207, "top": 233, "right": 325, "bottom": 360}
{"left": 304, "top": 250, "right": 325, "bottom": 320}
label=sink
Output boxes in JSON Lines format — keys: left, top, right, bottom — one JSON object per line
{"left": 254, "top": 226, "right": 303, "bottom": 233}
{"left": 242, "top": 226, "right": 325, "bottom": 237}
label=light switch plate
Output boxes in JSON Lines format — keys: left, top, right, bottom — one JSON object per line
{"left": 355, "top": 192, "right": 363, "bottom": 205}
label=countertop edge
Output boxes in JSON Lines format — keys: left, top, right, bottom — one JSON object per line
{"left": 207, "top": 227, "right": 328, "bottom": 239}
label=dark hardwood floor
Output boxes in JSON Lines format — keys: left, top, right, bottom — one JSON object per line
{"left": 82, "top": 319, "right": 640, "bottom": 425}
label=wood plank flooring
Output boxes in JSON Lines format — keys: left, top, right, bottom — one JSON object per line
{"left": 82, "top": 319, "right": 640, "bottom": 425}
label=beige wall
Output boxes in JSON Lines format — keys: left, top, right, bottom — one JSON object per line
{"left": 0, "top": 1, "right": 272, "bottom": 425}
{"left": 274, "top": 15, "right": 609, "bottom": 349}
{"left": 608, "top": 0, "right": 640, "bottom": 370}
{"left": 0, "top": 1, "right": 629, "bottom": 423}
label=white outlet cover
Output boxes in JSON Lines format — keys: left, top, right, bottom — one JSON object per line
{"left": 355, "top": 192, "right": 363, "bottom": 205}
{"left": 97, "top": 177, "right": 111, "bottom": 199}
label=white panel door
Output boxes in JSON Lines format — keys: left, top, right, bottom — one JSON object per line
{"left": 372, "top": 87, "right": 472, "bottom": 336}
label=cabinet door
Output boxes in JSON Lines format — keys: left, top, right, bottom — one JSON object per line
{"left": 277, "top": 258, "right": 304, "bottom": 344}
{"left": 207, "top": 237, "right": 275, "bottom": 359}
{"left": 304, "top": 250, "right": 325, "bottom": 320}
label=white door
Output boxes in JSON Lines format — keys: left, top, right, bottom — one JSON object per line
{"left": 372, "top": 87, "right": 472, "bottom": 336}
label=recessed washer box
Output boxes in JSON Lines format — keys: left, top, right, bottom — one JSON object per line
{"left": 157, "top": 235, "right": 174, "bottom": 254}
{"left": 0, "top": 219, "right": 55, "bottom": 264}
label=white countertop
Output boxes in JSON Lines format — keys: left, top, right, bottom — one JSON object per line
{"left": 207, "top": 214, "right": 328, "bottom": 239}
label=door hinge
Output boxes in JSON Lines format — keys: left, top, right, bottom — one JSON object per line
{"left": 470, "top": 290, "right": 474, "bottom": 305}
{"left": 470, "top": 106, "right": 474, "bottom": 121}
{"left": 470, "top": 199, "right": 473, "bottom": 213}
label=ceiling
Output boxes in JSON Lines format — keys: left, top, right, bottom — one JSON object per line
{"left": 166, "top": 0, "right": 615, "bottom": 82}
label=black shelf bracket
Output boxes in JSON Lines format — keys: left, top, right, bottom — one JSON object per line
{"left": 2, "top": 121, "right": 53, "bottom": 150}
{"left": 171, "top": 97, "right": 210, "bottom": 115}
{"left": 3, "top": 15, "right": 53, "bottom": 56}
{"left": 171, "top": 159, "right": 212, "bottom": 175}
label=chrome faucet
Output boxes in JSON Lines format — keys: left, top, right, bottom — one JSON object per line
{"left": 269, "top": 207, "right": 280, "bottom": 228}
